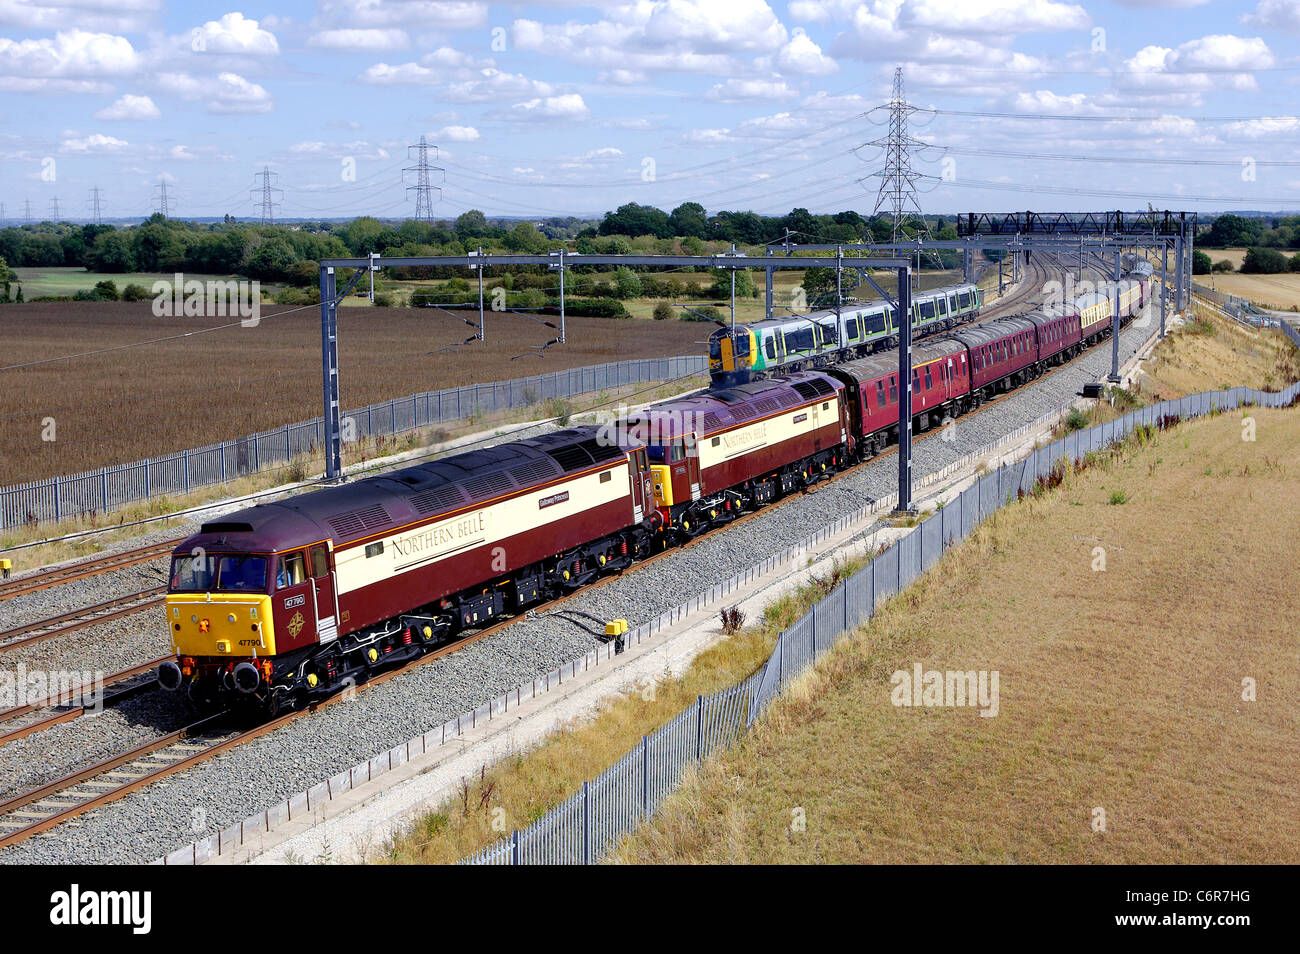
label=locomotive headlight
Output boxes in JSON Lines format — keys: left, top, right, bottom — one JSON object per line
{"left": 228, "top": 613, "right": 237, "bottom": 623}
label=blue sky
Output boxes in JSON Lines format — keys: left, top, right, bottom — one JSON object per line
{"left": 1, "top": 0, "right": 1298, "bottom": 222}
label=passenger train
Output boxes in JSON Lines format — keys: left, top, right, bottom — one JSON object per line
{"left": 159, "top": 266, "right": 1151, "bottom": 711}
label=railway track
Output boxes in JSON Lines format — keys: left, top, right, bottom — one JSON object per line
{"left": 0, "top": 538, "right": 182, "bottom": 602}
{"left": 0, "top": 656, "right": 167, "bottom": 747}
{"left": 0, "top": 586, "right": 166, "bottom": 654}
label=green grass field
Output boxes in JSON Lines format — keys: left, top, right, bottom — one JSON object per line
{"left": 12, "top": 267, "right": 252, "bottom": 299}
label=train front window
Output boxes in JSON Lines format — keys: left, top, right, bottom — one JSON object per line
{"left": 734, "top": 333, "right": 751, "bottom": 357}
{"left": 170, "top": 554, "right": 217, "bottom": 592}
{"left": 646, "top": 444, "right": 666, "bottom": 463}
{"left": 216, "top": 555, "right": 268, "bottom": 592}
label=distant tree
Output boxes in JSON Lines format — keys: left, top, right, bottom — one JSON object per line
{"left": 1290, "top": 252, "right": 1300, "bottom": 273}
{"left": 121, "top": 283, "right": 150, "bottom": 301}
{"left": 600, "top": 203, "right": 671, "bottom": 239}
{"left": 653, "top": 301, "right": 673, "bottom": 320}
{"left": 93, "top": 279, "right": 119, "bottom": 300}
{"left": 1212, "top": 259, "right": 1234, "bottom": 273}
{"left": 680, "top": 235, "right": 704, "bottom": 256}
{"left": 505, "top": 222, "right": 545, "bottom": 253}
{"left": 454, "top": 210, "right": 488, "bottom": 242}
{"left": 1205, "top": 214, "right": 1262, "bottom": 248}
{"left": 613, "top": 266, "right": 642, "bottom": 299}
{"left": 668, "top": 202, "right": 708, "bottom": 238}
{"left": 245, "top": 238, "right": 297, "bottom": 280}
{"left": 1241, "top": 246, "right": 1288, "bottom": 274}
{"left": 15, "top": 286, "right": 23, "bottom": 303}
{"left": 1192, "top": 250, "right": 1213, "bottom": 275}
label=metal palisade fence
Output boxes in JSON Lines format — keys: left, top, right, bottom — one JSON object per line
{"left": 0, "top": 356, "right": 705, "bottom": 530}
{"left": 463, "top": 378, "right": 1300, "bottom": 865}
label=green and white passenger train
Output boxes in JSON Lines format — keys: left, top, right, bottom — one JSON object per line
{"left": 708, "top": 282, "right": 983, "bottom": 385}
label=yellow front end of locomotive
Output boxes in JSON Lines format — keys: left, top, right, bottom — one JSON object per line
{"left": 165, "top": 593, "right": 275, "bottom": 658}
{"left": 650, "top": 464, "right": 675, "bottom": 507}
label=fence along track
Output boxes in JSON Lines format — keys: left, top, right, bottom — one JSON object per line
{"left": 464, "top": 376, "right": 1300, "bottom": 865}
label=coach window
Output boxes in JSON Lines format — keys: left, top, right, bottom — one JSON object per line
{"left": 888, "top": 377, "right": 898, "bottom": 403}
{"left": 277, "top": 551, "right": 306, "bottom": 590}
{"left": 875, "top": 381, "right": 886, "bottom": 408}
{"left": 924, "top": 366, "right": 933, "bottom": 389}
{"left": 310, "top": 545, "right": 329, "bottom": 578}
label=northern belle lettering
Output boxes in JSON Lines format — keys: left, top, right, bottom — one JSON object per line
{"left": 721, "top": 422, "right": 767, "bottom": 452}
{"left": 391, "top": 511, "right": 488, "bottom": 562}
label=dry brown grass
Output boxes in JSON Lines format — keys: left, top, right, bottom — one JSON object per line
{"left": 372, "top": 555, "right": 866, "bottom": 865}
{"left": 0, "top": 302, "right": 707, "bottom": 483}
{"left": 1138, "top": 305, "right": 1299, "bottom": 401}
{"left": 617, "top": 410, "right": 1300, "bottom": 864}
{"left": 1205, "top": 273, "right": 1300, "bottom": 312}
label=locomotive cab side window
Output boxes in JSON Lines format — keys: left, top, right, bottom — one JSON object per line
{"left": 277, "top": 551, "right": 306, "bottom": 589}
{"left": 765, "top": 337, "right": 776, "bottom": 361}
{"left": 310, "top": 546, "right": 329, "bottom": 578}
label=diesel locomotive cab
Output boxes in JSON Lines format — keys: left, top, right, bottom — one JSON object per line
{"left": 159, "top": 540, "right": 335, "bottom": 704}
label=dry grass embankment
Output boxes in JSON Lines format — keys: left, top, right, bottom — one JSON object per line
{"left": 618, "top": 408, "right": 1300, "bottom": 864}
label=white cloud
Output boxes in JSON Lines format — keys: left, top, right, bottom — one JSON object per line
{"left": 60, "top": 132, "right": 129, "bottom": 153}
{"left": 315, "top": 0, "right": 488, "bottom": 30}
{"left": 192, "top": 12, "right": 279, "bottom": 55}
{"left": 508, "top": 93, "right": 590, "bottom": 120}
{"left": 1220, "top": 116, "right": 1300, "bottom": 138}
{"left": 359, "top": 61, "right": 436, "bottom": 84}
{"left": 0, "top": 0, "right": 160, "bottom": 33}
{"left": 598, "top": 69, "right": 648, "bottom": 85}
{"left": 774, "top": 29, "right": 837, "bottom": 74}
{"left": 1243, "top": 0, "right": 1300, "bottom": 32}
{"left": 704, "top": 77, "right": 797, "bottom": 102}
{"left": 903, "top": 0, "right": 1089, "bottom": 33}
{"left": 0, "top": 29, "right": 138, "bottom": 77}
{"left": 445, "top": 67, "right": 554, "bottom": 102}
{"left": 158, "top": 71, "right": 273, "bottom": 113}
{"left": 307, "top": 28, "right": 410, "bottom": 51}
{"left": 95, "top": 93, "right": 161, "bottom": 120}
{"left": 435, "top": 124, "right": 479, "bottom": 141}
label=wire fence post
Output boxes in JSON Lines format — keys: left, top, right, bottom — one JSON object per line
{"left": 582, "top": 781, "right": 592, "bottom": 865}
{"left": 641, "top": 735, "right": 650, "bottom": 818}
{"left": 511, "top": 829, "right": 520, "bottom": 865}
{"left": 696, "top": 695, "right": 704, "bottom": 760}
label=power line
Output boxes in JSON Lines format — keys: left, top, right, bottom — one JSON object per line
{"left": 941, "top": 145, "right": 1300, "bottom": 168}
{"left": 404, "top": 134, "right": 443, "bottom": 222}
{"left": 251, "top": 166, "right": 282, "bottom": 225}
{"left": 920, "top": 107, "right": 1300, "bottom": 125}
{"left": 23, "top": 199, "right": 32, "bottom": 225}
